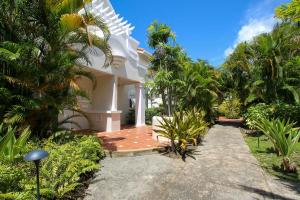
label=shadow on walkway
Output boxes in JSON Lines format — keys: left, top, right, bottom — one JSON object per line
{"left": 239, "top": 185, "right": 298, "bottom": 200}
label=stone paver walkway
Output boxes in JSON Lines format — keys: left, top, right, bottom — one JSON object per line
{"left": 84, "top": 124, "right": 300, "bottom": 200}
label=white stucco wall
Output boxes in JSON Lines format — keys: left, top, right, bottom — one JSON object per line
{"left": 86, "top": 36, "right": 149, "bottom": 84}
{"left": 77, "top": 76, "right": 93, "bottom": 105}
{"left": 92, "top": 75, "right": 114, "bottom": 111}
{"left": 118, "top": 85, "right": 130, "bottom": 124}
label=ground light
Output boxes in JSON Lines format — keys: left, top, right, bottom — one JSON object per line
{"left": 24, "top": 150, "right": 49, "bottom": 200}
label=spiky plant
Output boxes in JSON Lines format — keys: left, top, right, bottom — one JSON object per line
{"left": 0, "top": 123, "right": 31, "bottom": 162}
{"left": 155, "top": 109, "right": 208, "bottom": 158}
{"left": 254, "top": 118, "right": 300, "bottom": 172}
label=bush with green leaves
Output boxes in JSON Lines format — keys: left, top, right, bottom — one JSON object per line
{"left": 272, "top": 103, "right": 300, "bottom": 126}
{"left": 0, "top": 132, "right": 104, "bottom": 200}
{"left": 244, "top": 103, "right": 300, "bottom": 130}
{"left": 155, "top": 109, "right": 208, "bottom": 159}
{"left": 254, "top": 118, "right": 300, "bottom": 172}
{"left": 146, "top": 108, "right": 162, "bottom": 125}
{"left": 218, "top": 97, "right": 241, "bottom": 119}
{"left": 244, "top": 103, "right": 273, "bottom": 130}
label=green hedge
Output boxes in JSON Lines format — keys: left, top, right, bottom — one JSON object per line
{"left": 244, "top": 103, "right": 300, "bottom": 129}
{"left": 146, "top": 108, "right": 163, "bottom": 125}
{"left": 272, "top": 103, "right": 300, "bottom": 125}
{"left": 0, "top": 132, "right": 104, "bottom": 200}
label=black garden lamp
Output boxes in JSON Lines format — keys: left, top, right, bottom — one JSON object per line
{"left": 24, "top": 150, "right": 49, "bottom": 200}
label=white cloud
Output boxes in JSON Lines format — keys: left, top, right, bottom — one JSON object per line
{"left": 224, "top": 47, "right": 234, "bottom": 57}
{"left": 223, "top": 0, "right": 283, "bottom": 57}
{"left": 237, "top": 17, "right": 275, "bottom": 43}
{"left": 224, "top": 16, "right": 276, "bottom": 57}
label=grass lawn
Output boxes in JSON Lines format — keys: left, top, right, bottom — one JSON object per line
{"left": 244, "top": 134, "right": 300, "bottom": 183}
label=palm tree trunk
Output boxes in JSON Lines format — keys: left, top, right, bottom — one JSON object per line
{"left": 145, "top": 88, "right": 149, "bottom": 109}
{"left": 161, "top": 89, "right": 167, "bottom": 115}
{"left": 167, "top": 87, "right": 172, "bottom": 116}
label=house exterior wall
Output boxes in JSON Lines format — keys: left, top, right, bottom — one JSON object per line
{"left": 60, "top": 0, "right": 150, "bottom": 132}
{"left": 92, "top": 76, "right": 114, "bottom": 111}
{"left": 118, "top": 85, "right": 130, "bottom": 125}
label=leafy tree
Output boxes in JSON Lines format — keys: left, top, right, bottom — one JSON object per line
{"left": 222, "top": 42, "right": 252, "bottom": 104}
{"left": 276, "top": 0, "right": 300, "bottom": 24}
{"left": 249, "top": 24, "right": 300, "bottom": 104}
{"left": 147, "top": 21, "right": 182, "bottom": 116}
{"left": 222, "top": 23, "right": 300, "bottom": 106}
{"left": 0, "top": 0, "right": 112, "bottom": 137}
{"left": 147, "top": 20, "right": 176, "bottom": 49}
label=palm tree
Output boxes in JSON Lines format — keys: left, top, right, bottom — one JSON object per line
{"left": 0, "top": 0, "right": 112, "bottom": 137}
{"left": 147, "top": 20, "right": 176, "bottom": 50}
{"left": 147, "top": 21, "right": 178, "bottom": 115}
{"left": 222, "top": 42, "right": 252, "bottom": 105}
{"left": 177, "top": 60, "right": 220, "bottom": 122}
{"left": 276, "top": 0, "right": 300, "bottom": 25}
{"left": 248, "top": 24, "right": 300, "bottom": 104}
{"left": 222, "top": 23, "right": 300, "bottom": 106}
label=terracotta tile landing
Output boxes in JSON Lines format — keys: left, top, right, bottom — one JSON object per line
{"left": 96, "top": 126, "right": 166, "bottom": 152}
{"left": 218, "top": 116, "right": 243, "bottom": 123}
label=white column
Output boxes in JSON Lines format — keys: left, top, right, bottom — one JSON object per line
{"left": 135, "top": 83, "right": 145, "bottom": 126}
{"left": 111, "top": 75, "right": 118, "bottom": 111}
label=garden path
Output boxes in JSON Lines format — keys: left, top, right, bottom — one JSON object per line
{"left": 84, "top": 124, "right": 300, "bottom": 200}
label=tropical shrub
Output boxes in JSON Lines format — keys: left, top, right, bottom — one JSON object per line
{"left": 218, "top": 97, "right": 241, "bottom": 119}
{"left": 0, "top": 124, "right": 31, "bottom": 161}
{"left": 254, "top": 118, "right": 300, "bottom": 172}
{"left": 0, "top": 159, "right": 28, "bottom": 196}
{"left": 145, "top": 108, "right": 162, "bottom": 125}
{"left": 176, "top": 60, "right": 220, "bottom": 123}
{"left": 244, "top": 103, "right": 300, "bottom": 130}
{"left": 244, "top": 103, "right": 273, "bottom": 130}
{"left": 0, "top": 133, "right": 104, "bottom": 200}
{"left": 155, "top": 109, "right": 208, "bottom": 159}
{"left": 272, "top": 103, "right": 300, "bottom": 126}
{"left": 185, "top": 109, "right": 208, "bottom": 144}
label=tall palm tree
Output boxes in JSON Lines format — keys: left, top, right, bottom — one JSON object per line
{"left": 0, "top": 0, "right": 112, "bottom": 137}
{"left": 222, "top": 23, "right": 300, "bottom": 106}
{"left": 177, "top": 60, "right": 220, "bottom": 122}
{"left": 147, "top": 21, "right": 178, "bottom": 115}
{"left": 276, "top": 0, "right": 300, "bottom": 25}
{"left": 248, "top": 24, "right": 300, "bottom": 104}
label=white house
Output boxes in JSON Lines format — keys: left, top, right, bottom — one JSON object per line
{"left": 63, "top": 0, "right": 151, "bottom": 132}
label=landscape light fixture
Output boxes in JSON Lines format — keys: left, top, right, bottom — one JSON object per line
{"left": 24, "top": 150, "right": 49, "bottom": 200}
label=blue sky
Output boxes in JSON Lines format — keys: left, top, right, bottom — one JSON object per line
{"left": 110, "top": 0, "right": 289, "bottom": 67}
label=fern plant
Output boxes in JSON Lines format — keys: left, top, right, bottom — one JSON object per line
{"left": 0, "top": 134, "right": 104, "bottom": 200}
